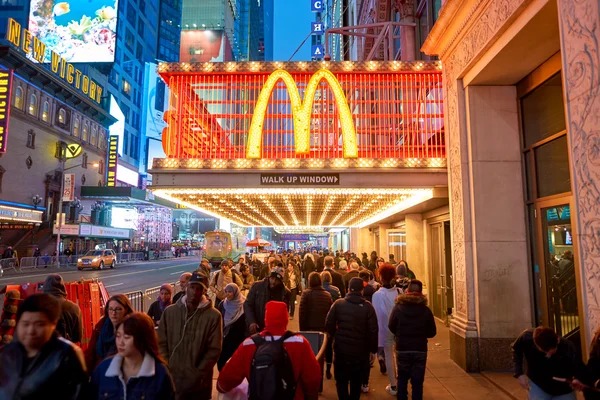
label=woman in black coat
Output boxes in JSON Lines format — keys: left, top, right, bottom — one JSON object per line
{"left": 216, "top": 283, "right": 247, "bottom": 371}
{"left": 299, "top": 272, "right": 333, "bottom": 332}
{"left": 573, "top": 329, "right": 600, "bottom": 399}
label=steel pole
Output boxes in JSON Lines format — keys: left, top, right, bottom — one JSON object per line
{"left": 55, "top": 153, "right": 65, "bottom": 268}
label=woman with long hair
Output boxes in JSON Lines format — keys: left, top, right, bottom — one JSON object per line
{"left": 572, "top": 329, "right": 600, "bottom": 399}
{"left": 91, "top": 313, "right": 175, "bottom": 399}
{"left": 216, "top": 283, "right": 246, "bottom": 371}
{"left": 147, "top": 284, "right": 173, "bottom": 326}
{"left": 85, "top": 294, "right": 134, "bottom": 372}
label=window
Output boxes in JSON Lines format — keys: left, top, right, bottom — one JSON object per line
{"left": 42, "top": 101, "right": 50, "bottom": 122}
{"left": 98, "top": 159, "right": 105, "bottom": 175}
{"left": 14, "top": 86, "right": 23, "bottom": 109}
{"left": 99, "top": 130, "right": 106, "bottom": 149}
{"left": 82, "top": 122, "right": 89, "bottom": 141}
{"left": 82, "top": 153, "right": 88, "bottom": 169}
{"left": 28, "top": 93, "right": 37, "bottom": 115}
{"left": 58, "top": 108, "right": 66, "bottom": 124}
{"left": 91, "top": 126, "right": 98, "bottom": 146}
{"left": 26, "top": 129, "right": 35, "bottom": 149}
{"left": 137, "top": 17, "right": 144, "bottom": 36}
{"left": 123, "top": 79, "right": 131, "bottom": 95}
{"left": 73, "top": 118, "right": 80, "bottom": 137}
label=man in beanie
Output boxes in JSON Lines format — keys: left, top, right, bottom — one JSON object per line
{"left": 159, "top": 272, "right": 222, "bottom": 399}
{"left": 42, "top": 274, "right": 83, "bottom": 343}
{"left": 217, "top": 301, "right": 321, "bottom": 399}
{"left": 326, "top": 277, "right": 378, "bottom": 399}
{"left": 198, "top": 258, "right": 211, "bottom": 277}
{"left": 244, "top": 264, "right": 290, "bottom": 334}
{"left": 388, "top": 280, "right": 436, "bottom": 400}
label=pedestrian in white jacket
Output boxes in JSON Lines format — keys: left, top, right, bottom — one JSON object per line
{"left": 371, "top": 263, "right": 402, "bottom": 396}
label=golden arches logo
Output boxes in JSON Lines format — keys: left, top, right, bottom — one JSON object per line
{"left": 246, "top": 69, "right": 358, "bottom": 159}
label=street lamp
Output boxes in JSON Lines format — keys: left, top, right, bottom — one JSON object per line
{"left": 55, "top": 142, "right": 101, "bottom": 267}
{"left": 31, "top": 195, "right": 42, "bottom": 245}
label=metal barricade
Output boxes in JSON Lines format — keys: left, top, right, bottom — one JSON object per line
{"left": 57, "top": 255, "right": 72, "bottom": 267}
{"left": 117, "top": 253, "right": 131, "bottom": 263}
{"left": 143, "top": 281, "right": 178, "bottom": 310}
{"left": 159, "top": 251, "right": 172, "bottom": 259}
{"left": 19, "top": 257, "right": 38, "bottom": 270}
{"left": 0, "top": 257, "right": 18, "bottom": 274}
{"left": 134, "top": 252, "right": 145, "bottom": 261}
{"left": 124, "top": 290, "right": 145, "bottom": 312}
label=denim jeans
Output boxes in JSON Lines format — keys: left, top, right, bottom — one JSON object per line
{"left": 396, "top": 351, "right": 427, "bottom": 400}
{"left": 334, "top": 354, "right": 369, "bottom": 400}
{"left": 528, "top": 381, "right": 577, "bottom": 400}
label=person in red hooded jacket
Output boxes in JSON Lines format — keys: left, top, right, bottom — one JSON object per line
{"left": 217, "top": 301, "right": 321, "bottom": 400}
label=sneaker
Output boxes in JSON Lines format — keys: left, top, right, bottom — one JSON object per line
{"left": 379, "top": 359, "right": 387, "bottom": 375}
{"left": 385, "top": 385, "right": 397, "bottom": 396}
{"left": 361, "top": 385, "right": 369, "bottom": 393}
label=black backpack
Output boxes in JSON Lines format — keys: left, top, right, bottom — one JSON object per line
{"left": 249, "top": 331, "right": 297, "bottom": 400}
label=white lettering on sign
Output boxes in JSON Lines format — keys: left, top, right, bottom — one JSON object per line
{"left": 260, "top": 174, "right": 340, "bottom": 186}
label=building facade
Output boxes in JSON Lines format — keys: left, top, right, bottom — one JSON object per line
{"left": 423, "top": 0, "right": 598, "bottom": 370}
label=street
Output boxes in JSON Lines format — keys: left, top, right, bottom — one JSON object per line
{"left": 0, "top": 256, "right": 201, "bottom": 295}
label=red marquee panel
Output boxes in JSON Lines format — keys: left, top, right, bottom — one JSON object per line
{"left": 159, "top": 62, "right": 444, "bottom": 160}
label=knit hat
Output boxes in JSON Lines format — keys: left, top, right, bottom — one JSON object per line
{"left": 42, "top": 274, "right": 67, "bottom": 298}
{"left": 348, "top": 277, "right": 364, "bottom": 293}
{"left": 188, "top": 272, "right": 209, "bottom": 289}
{"left": 270, "top": 266, "right": 284, "bottom": 281}
{"left": 264, "top": 301, "right": 289, "bottom": 335}
{"left": 159, "top": 283, "right": 173, "bottom": 294}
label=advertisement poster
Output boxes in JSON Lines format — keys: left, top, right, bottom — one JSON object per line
{"left": 28, "top": 0, "right": 118, "bottom": 63}
{"left": 0, "top": 68, "right": 13, "bottom": 153}
{"left": 173, "top": 209, "right": 216, "bottom": 240}
{"left": 180, "top": 30, "right": 233, "bottom": 63}
{"left": 62, "top": 173, "right": 75, "bottom": 202}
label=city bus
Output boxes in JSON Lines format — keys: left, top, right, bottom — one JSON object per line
{"left": 203, "top": 231, "right": 233, "bottom": 267}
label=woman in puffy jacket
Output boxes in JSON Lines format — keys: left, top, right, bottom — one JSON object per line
{"left": 90, "top": 313, "right": 175, "bottom": 400}
{"left": 299, "top": 272, "right": 333, "bottom": 332}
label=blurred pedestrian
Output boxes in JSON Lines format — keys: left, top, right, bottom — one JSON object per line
{"left": 359, "top": 270, "right": 377, "bottom": 303}
{"left": 147, "top": 283, "right": 173, "bottom": 326}
{"left": 326, "top": 277, "right": 378, "bottom": 399}
{"left": 244, "top": 265, "right": 290, "bottom": 334}
{"left": 172, "top": 272, "right": 192, "bottom": 304}
{"left": 323, "top": 256, "right": 345, "bottom": 294}
{"left": 299, "top": 272, "right": 333, "bottom": 332}
{"left": 571, "top": 329, "right": 600, "bottom": 399}
{"left": 321, "top": 271, "right": 341, "bottom": 302}
{"left": 217, "top": 283, "right": 247, "bottom": 371}
{"left": 283, "top": 260, "right": 303, "bottom": 320}
{"left": 42, "top": 274, "right": 83, "bottom": 343}
{"left": 210, "top": 261, "right": 243, "bottom": 308}
{"left": 0, "top": 294, "right": 87, "bottom": 399}
{"left": 86, "top": 294, "right": 134, "bottom": 372}
{"left": 389, "top": 280, "right": 436, "bottom": 400}
{"left": 90, "top": 313, "right": 175, "bottom": 399}
{"left": 217, "top": 301, "right": 321, "bottom": 399}
{"left": 158, "top": 272, "right": 222, "bottom": 399}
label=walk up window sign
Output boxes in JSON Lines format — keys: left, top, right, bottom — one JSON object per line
{"left": 0, "top": 68, "right": 13, "bottom": 153}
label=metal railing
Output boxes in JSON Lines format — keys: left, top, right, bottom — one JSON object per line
{"left": 123, "top": 281, "right": 182, "bottom": 313}
{"left": 0, "top": 257, "right": 18, "bottom": 275}
{"left": 124, "top": 290, "right": 145, "bottom": 313}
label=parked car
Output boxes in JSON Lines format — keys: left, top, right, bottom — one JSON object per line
{"left": 77, "top": 249, "right": 116, "bottom": 270}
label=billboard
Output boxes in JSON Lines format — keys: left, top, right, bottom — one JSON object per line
{"left": 173, "top": 209, "right": 216, "bottom": 240}
{"left": 0, "top": 68, "right": 13, "bottom": 153}
{"left": 28, "top": 0, "right": 118, "bottom": 63}
{"left": 180, "top": 30, "right": 232, "bottom": 63}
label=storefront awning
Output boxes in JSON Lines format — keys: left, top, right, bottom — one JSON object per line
{"left": 80, "top": 186, "right": 178, "bottom": 209}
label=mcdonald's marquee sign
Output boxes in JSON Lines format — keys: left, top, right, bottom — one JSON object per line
{"left": 158, "top": 61, "right": 444, "bottom": 161}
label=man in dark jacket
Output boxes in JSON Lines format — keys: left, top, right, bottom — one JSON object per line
{"left": 342, "top": 261, "right": 360, "bottom": 293}
{"left": 512, "top": 326, "right": 582, "bottom": 399}
{"left": 42, "top": 274, "right": 83, "bottom": 343}
{"left": 244, "top": 265, "right": 290, "bottom": 334}
{"left": 326, "top": 277, "right": 378, "bottom": 400}
{"left": 388, "top": 280, "right": 436, "bottom": 400}
{"left": 323, "top": 255, "right": 345, "bottom": 294}
{"left": 0, "top": 294, "right": 87, "bottom": 399}
{"left": 316, "top": 252, "right": 325, "bottom": 272}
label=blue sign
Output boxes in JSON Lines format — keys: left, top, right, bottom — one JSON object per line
{"left": 311, "top": 0, "right": 323, "bottom": 11}
{"left": 312, "top": 44, "right": 324, "bottom": 58}
{"left": 312, "top": 22, "right": 324, "bottom": 34}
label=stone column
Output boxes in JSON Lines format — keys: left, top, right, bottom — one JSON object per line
{"left": 405, "top": 215, "right": 426, "bottom": 282}
{"left": 349, "top": 227, "right": 360, "bottom": 253}
{"left": 378, "top": 224, "right": 391, "bottom": 261}
{"left": 558, "top": 0, "right": 600, "bottom": 346}
{"left": 398, "top": 0, "right": 416, "bottom": 61}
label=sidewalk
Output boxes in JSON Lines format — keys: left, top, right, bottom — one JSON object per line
{"left": 212, "top": 318, "right": 527, "bottom": 399}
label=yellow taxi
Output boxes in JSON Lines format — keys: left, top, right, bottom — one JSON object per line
{"left": 77, "top": 249, "right": 116, "bottom": 270}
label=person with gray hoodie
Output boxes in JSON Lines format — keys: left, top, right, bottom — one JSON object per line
{"left": 42, "top": 274, "right": 83, "bottom": 344}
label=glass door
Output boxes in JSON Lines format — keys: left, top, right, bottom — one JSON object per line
{"left": 536, "top": 199, "right": 579, "bottom": 338}
{"left": 387, "top": 229, "right": 406, "bottom": 262}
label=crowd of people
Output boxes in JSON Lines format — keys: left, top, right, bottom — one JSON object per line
{"left": 1, "top": 249, "right": 599, "bottom": 400}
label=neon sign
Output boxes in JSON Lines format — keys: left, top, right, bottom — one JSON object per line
{"left": 106, "top": 136, "right": 119, "bottom": 187}
{"left": 246, "top": 69, "right": 358, "bottom": 159}
{"left": 0, "top": 68, "right": 13, "bottom": 153}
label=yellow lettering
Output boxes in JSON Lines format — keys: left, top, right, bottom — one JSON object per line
{"left": 21, "top": 29, "right": 31, "bottom": 54}
{"left": 90, "top": 81, "right": 96, "bottom": 100}
{"left": 96, "top": 86, "right": 103, "bottom": 104}
{"left": 67, "top": 64, "right": 74, "bottom": 84}
{"left": 51, "top": 52, "right": 60, "bottom": 73}
{"left": 246, "top": 69, "right": 358, "bottom": 159}
{"left": 7, "top": 19, "right": 21, "bottom": 47}
{"left": 59, "top": 58, "right": 66, "bottom": 78}
{"left": 32, "top": 37, "right": 46, "bottom": 62}
{"left": 75, "top": 70, "right": 82, "bottom": 89}
{"left": 82, "top": 76, "right": 89, "bottom": 94}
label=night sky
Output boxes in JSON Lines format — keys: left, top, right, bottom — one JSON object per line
{"left": 273, "top": 1, "right": 314, "bottom": 61}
